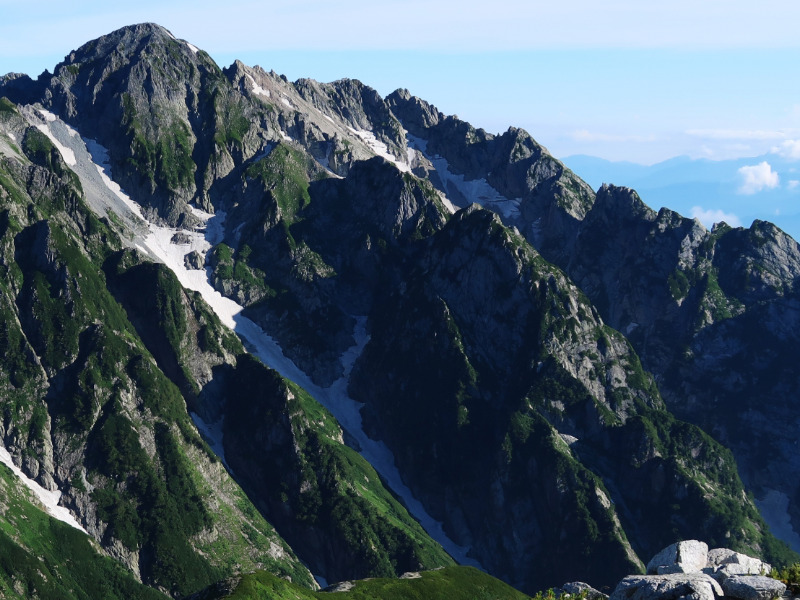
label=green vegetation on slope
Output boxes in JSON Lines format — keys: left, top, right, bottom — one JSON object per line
{"left": 121, "top": 93, "right": 195, "bottom": 192}
{"left": 191, "top": 566, "right": 530, "bottom": 600}
{"left": 224, "top": 356, "right": 454, "bottom": 582}
{"left": 0, "top": 127, "right": 315, "bottom": 596}
{"left": 245, "top": 143, "right": 312, "bottom": 219}
{"left": 0, "top": 464, "right": 166, "bottom": 600}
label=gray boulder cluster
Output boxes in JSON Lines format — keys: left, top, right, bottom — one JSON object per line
{"left": 562, "top": 541, "right": 787, "bottom": 600}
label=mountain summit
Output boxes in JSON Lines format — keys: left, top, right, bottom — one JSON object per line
{"left": 0, "top": 23, "right": 797, "bottom": 598}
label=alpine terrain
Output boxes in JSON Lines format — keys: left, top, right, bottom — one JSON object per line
{"left": 0, "top": 22, "right": 797, "bottom": 599}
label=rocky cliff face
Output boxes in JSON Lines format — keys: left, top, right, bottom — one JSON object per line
{"left": 0, "top": 98, "right": 320, "bottom": 597}
{"left": 386, "top": 90, "right": 800, "bottom": 553}
{"left": 0, "top": 22, "right": 797, "bottom": 599}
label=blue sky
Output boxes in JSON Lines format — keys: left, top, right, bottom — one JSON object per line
{"left": 2, "top": 1, "right": 800, "bottom": 235}
{"left": 1, "top": 1, "right": 799, "bottom": 164}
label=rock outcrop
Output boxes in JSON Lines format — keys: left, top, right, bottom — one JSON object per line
{"left": 386, "top": 89, "right": 800, "bottom": 551}
{"left": 647, "top": 540, "right": 709, "bottom": 574}
{"left": 721, "top": 576, "right": 787, "bottom": 600}
{"left": 611, "top": 573, "right": 723, "bottom": 600}
{"left": 610, "top": 542, "right": 785, "bottom": 600}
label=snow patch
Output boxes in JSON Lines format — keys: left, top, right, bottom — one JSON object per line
{"left": 76, "top": 127, "right": 482, "bottom": 571}
{"left": 83, "top": 139, "right": 242, "bottom": 329}
{"left": 33, "top": 109, "right": 77, "bottom": 166}
{"left": 349, "top": 127, "right": 409, "bottom": 173}
{"left": 280, "top": 131, "right": 293, "bottom": 142}
{"left": 245, "top": 73, "right": 270, "bottom": 98}
{"left": 84, "top": 138, "right": 146, "bottom": 221}
{"left": 281, "top": 97, "right": 293, "bottom": 109}
{"left": 407, "top": 133, "right": 520, "bottom": 219}
{"left": 0, "top": 445, "right": 87, "bottom": 533}
{"left": 231, "top": 315, "right": 482, "bottom": 569}
{"left": 37, "top": 108, "right": 56, "bottom": 122}
{"left": 756, "top": 489, "right": 800, "bottom": 553}
{"left": 186, "top": 42, "right": 200, "bottom": 54}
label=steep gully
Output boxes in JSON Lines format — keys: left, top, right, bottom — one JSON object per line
{"left": 22, "top": 105, "right": 482, "bottom": 572}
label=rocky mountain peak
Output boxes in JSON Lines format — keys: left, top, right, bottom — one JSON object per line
{"left": 0, "top": 22, "right": 798, "bottom": 600}
{"left": 65, "top": 22, "right": 179, "bottom": 62}
{"left": 593, "top": 184, "right": 657, "bottom": 222}
{"left": 385, "top": 88, "right": 443, "bottom": 136}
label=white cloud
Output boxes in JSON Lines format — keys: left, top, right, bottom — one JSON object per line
{"left": 788, "top": 180, "right": 800, "bottom": 190}
{"left": 691, "top": 207, "right": 742, "bottom": 229}
{"left": 772, "top": 140, "right": 800, "bottom": 160}
{"left": 686, "top": 129, "right": 786, "bottom": 141}
{"left": 737, "top": 161, "right": 780, "bottom": 194}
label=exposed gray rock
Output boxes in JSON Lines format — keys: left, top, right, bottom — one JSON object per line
{"left": 646, "top": 540, "right": 708, "bottom": 575}
{"left": 703, "top": 548, "right": 772, "bottom": 583}
{"left": 706, "top": 548, "right": 771, "bottom": 575}
{"left": 721, "top": 575, "right": 786, "bottom": 600}
{"left": 610, "top": 574, "right": 722, "bottom": 600}
{"left": 323, "top": 580, "right": 355, "bottom": 592}
{"left": 709, "top": 564, "right": 768, "bottom": 582}
{"left": 389, "top": 83, "right": 800, "bottom": 550}
{"left": 184, "top": 249, "right": 204, "bottom": 270}
{"left": 171, "top": 231, "right": 192, "bottom": 244}
{"left": 561, "top": 581, "right": 608, "bottom": 599}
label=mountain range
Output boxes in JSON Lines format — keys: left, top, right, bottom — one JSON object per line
{"left": 562, "top": 153, "right": 800, "bottom": 242}
{"left": 0, "top": 22, "right": 798, "bottom": 599}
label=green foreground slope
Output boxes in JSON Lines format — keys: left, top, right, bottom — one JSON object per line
{"left": 190, "top": 567, "right": 530, "bottom": 600}
{"left": 0, "top": 464, "right": 166, "bottom": 600}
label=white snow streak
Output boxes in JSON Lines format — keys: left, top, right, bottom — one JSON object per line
{"left": 63, "top": 117, "right": 481, "bottom": 570}
{"left": 186, "top": 42, "right": 200, "bottom": 54}
{"left": 0, "top": 445, "right": 87, "bottom": 533}
{"left": 245, "top": 73, "right": 270, "bottom": 98}
{"left": 348, "top": 127, "right": 410, "bottom": 173}
{"left": 281, "top": 97, "right": 293, "bottom": 109}
{"left": 84, "top": 139, "right": 145, "bottom": 220}
{"left": 38, "top": 108, "right": 56, "bottom": 122}
{"left": 34, "top": 109, "right": 77, "bottom": 166}
{"left": 407, "top": 134, "right": 520, "bottom": 218}
{"left": 232, "top": 315, "right": 483, "bottom": 569}
{"left": 83, "top": 139, "right": 243, "bottom": 329}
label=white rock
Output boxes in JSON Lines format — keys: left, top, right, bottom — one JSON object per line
{"left": 721, "top": 575, "right": 786, "bottom": 600}
{"left": 562, "top": 581, "right": 608, "bottom": 599}
{"left": 647, "top": 540, "right": 709, "bottom": 574}
{"left": 706, "top": 548, "right": 771, "bottom": 578}
{"left": 610, "top": 573, "right": 723, "bottom": 600}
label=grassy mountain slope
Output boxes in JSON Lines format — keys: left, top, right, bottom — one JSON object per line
{"left": 0, "top": 101, "right": 314, "bottom": 597}
{"left": 0, "top": 463, "right": 166, "bottom": 600}
{"left": 189, "top": 567, "right": 530, "bottom": 600}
